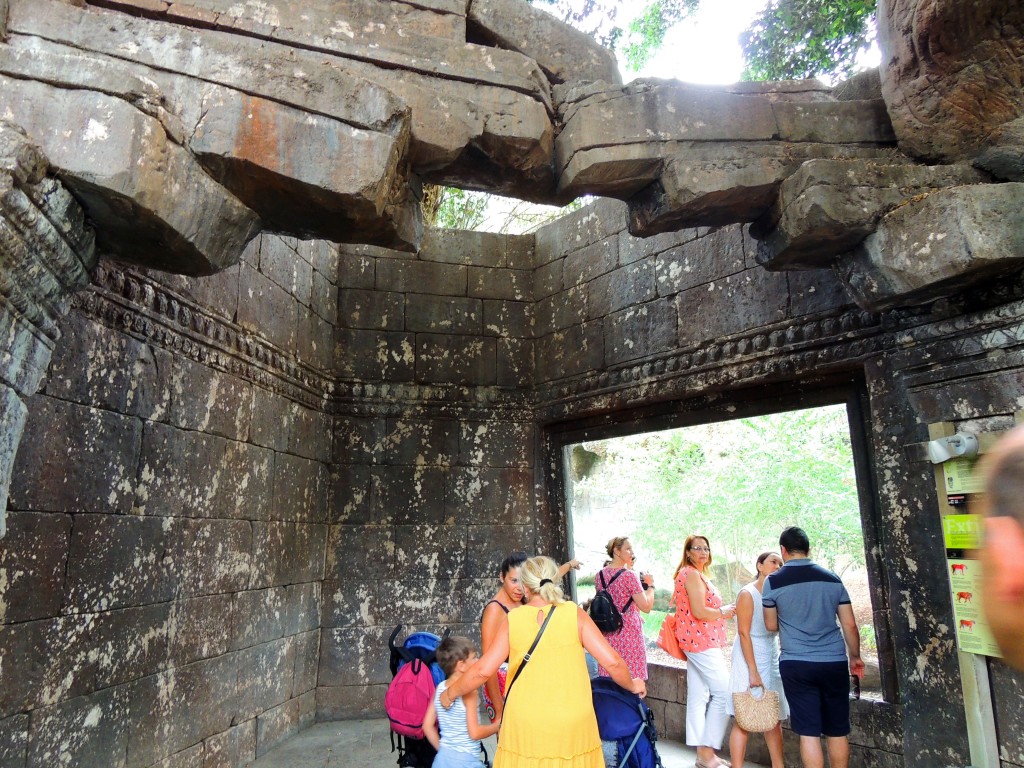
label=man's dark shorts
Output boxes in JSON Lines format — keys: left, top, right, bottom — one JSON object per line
{"left": 779, "top": 660, "right": 851, "bottom": 737}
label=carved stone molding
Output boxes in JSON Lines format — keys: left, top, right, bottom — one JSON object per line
{"left": 75, "top": 263, "right": 335, "bottom": 411}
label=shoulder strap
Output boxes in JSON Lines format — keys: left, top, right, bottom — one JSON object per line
{"left": 484, "top": 599, "right": 510, "bottom": 614}
{"left": 503, "top": 606, "right": 556, "bottom": 702}
{"left": 599, "top": 568, "right": 626, "bottom": 591}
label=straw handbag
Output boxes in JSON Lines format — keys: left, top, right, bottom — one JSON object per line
{"left": 732, "top": 686, "right": 780, "bottom": 733}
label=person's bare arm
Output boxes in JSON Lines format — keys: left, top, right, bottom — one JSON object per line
{"left": 443, "top": 627, "right": 509, "bottom": 705}
{"left": 735, "top": 590, "right": 763, "bottom": 688}
{"left": 763, "top": 604, "right": 779, "bottom": 632}
{"left": 464, "top": 689, "right": 501, "bottom": 740}
{"left": 631, "top": 573, "right": 656, "bottom": 613}
{"left": 480, "top": 603, "right": 506, "bottom": 720}
{"left": 557, "top": 559, "right": 581, "bottom": 578}
{"left": 422, "top": 696, "right": 440, "bottom": 750}
{"left": 685, "top": 570, "right": 734, "bottom": 621}
{"left": 578, "top": 607, "right": 647, "bottom": 698}
{"left": 837, "top": 603, "right": 865, "bottom": 676}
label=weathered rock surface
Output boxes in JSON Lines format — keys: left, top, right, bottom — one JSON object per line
{"left": 754, "top": 159, "right": 987, "bottom": 269}
{"left": 838, "top": 183, "right": 1024, "bottom": 310}
{"left": 468, "top": 0, "right": 621, "bottom": 85}
{"left": 878, "top": 0, "right": 1024, "bottom": 162}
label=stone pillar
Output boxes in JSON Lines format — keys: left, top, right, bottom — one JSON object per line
{"left": 0, "top": 121, "right": 96, "bottom": 535}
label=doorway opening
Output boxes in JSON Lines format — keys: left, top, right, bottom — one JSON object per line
{"left": 561, "top": 399, "right": 887, "bottom": 699}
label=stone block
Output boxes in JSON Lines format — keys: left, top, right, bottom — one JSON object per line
{"left": 256, "top": 697, "right": 301, "bottom": 757}
{"left": 43, "top": 313, "right": 171, "bottom": 419}
{"left": 315, "top": 684, "right": 388, "bottom": 721}
{"left": 0, "top": 72, "right": 259, "bottom": 275}
{"left": 319, "top": 626, "right": 391, "bottom": 687}
{"left": 565, "top": 238, "right": 618, "bottom": 288}
{"left": 334, "top": 415, "right": 387, "bottom": 465}
{"left": 0, "top": 714, "right": 28, "bottom": 768}
{"left": 505, "top": 235, "right": 535, "bottom": 270}
{"left": 64, "top": 514, "right": 177, "bottom": 611}
{"left": 586, "top": 259, "right": 656, "bottom": 319}
{"left": 167, "top": 594, "right": 234, "bottom": 668}
{"left": 335, "top": 329, "right": 416, "bottom": 382}
{"left": 445, "top": 467, "right": 534, "bottom": 525}
{"left": 483, "top": 299, "right": 532, "bottom": 338}
{"left": 298, "top": 689, "right": 315, "bottom": 730}
{"left": 180, "top": 518, "right": 253, "bottom": 598}
{"left": 415, "top": 334, "right": 496, "bottom": 386}
{"left": 310, "top": 269, "right": 338, "bottom": 322}
{"left": 287, "top": 404, "right": 332, "bottom": 463}
{"left": 250, "top": 522, "right": 299, "bottom": 590}
{"left": 231, "top": 587, "right": 289, "bottom": 650}
{"left": 9, "top": 396, "right": 141, "bottom": 515}
{"left": 533, "top": 200, "right": 627, "bottom": 264}
{"left": 296, "top": 309, "right": 333, "bottom": 371}
{"left": 0, "top": 511, "right": 71, "bottom": 623}
{"left": 256, "top": 236, "right": 313, "bottom": 306}
{"left": 532, "top": 258, "right": 564, "bottom": 300}
{"left": 281, "top": 581, "right": 322, "bottom": 637}
{"left": 249, "top": 387, "right": 292, "bottom": 452}
{"left": 676, "top": 268, "right": 789, "bottom": 348}
{"left": 0, "top": 388, "right": 26, "bottom": 536}
{"left": 321, "top": 579, "right": 379, "bottom": 629}
{"left": 992, "top": 662, "right": 1024, "bottom": 763}
{"left": 147, "top": 264, "right": 242, "bottom": 324}
{"left": 468, "top": 266, "right": 532, "bottom": 301}
{"left": 292, "top": 630, "right": 320, "bottom": 697}
{"left": 126, "top": 655, "right": 238, "bottom": 768}
{"left": 380, "top": 577, "right": 464, "bottom": 626}
{"left": 405, "top": 294, "right": 482, "bottom": 334}
{"left": 324, "top": 525, "right": 394, "bottom": 580}
{"left": 151, "top": 744, "right": 203, "bottom": 768}
{"left": 337, "top": 252, "right": 375, "bottom": 290}
{"left": 169, "top": 356, "right": 253, "bottom": 441}
{"left": 136, "top": 422, "right": 274, "bottom": 520}
{"left": 497, "top": 338, "right": 534, "bottom": 389}
{"left": 235, "top": 638, "right": 295, "bottom": 721}
{"left": 535, "top": 321, "right": 604, "bottom": 383}
{"left": 604, "top": 301, "right": 679, "bottom": 366}
{"left": 237, "top": 263, "right": 297, "bottom": 352}
{"left": 28, "top": 685, "right": 130, "bottom": 768}
{"left": 273, "top": 453, "right": 328, "bottom": 523}
{"left": 329, "top": 465, "right": 374, "bottom": 524}
{"left": 617, "top": 226, "right": 696, "bottom": 266}
{"left": 395, "top": 524, "right": 467, "bottom": 579}
{"left": 534, "top": 286, "right": 587, "bottom": 336}
{"left": 458, "top": 420, "right": 533, "bottom": 468}
{"left": 787, "top": 269, "right": 854, "bottom": 319}
{"left": 420, "top": 229, "right": 507, "bottom": 267}
{"left": 839, "top": 183, "right": 1024, "bottom": 310}
{"left": 655, "top": 225, "right": 746, "bottom": 297}
{"left": 382, "top": 417, "right": 460, "bottom": 467}
{"left": 202, "top": 720, "right": 256, "bottom": 768}
{"left": 338, "top": 288, "right": 405, "bottom": 331}
{"left": 773, "top": 99, "right": 896, "bottom": 144}
{"left": 376, "top": 259, "right": 467, "bottom": 295}
{"left": 0, "top": 620, "right": 48, "bottom": 716}
{"left": 370, "top": 465, "right": 447, "bottom": 525}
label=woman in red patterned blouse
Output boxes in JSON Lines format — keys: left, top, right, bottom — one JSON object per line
{"left": 596, "top": 537, "right": 655, "bottom": 681}
{"left": 673, "top": 534, "right": 735, "bottom": 768}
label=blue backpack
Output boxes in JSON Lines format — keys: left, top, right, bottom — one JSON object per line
{"left": 591, "top": 677, "right": 664, "bottom": 768}
{"left": 388, "top": 625, "right": 447, "bottom": 685}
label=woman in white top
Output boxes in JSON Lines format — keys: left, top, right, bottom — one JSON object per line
{"left": 727, "top": 552, "right": 790, "bottom": 768}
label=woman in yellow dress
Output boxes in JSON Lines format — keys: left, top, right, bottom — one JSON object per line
{"left": 441, "top": 556, "right": 646, "bottom": 767}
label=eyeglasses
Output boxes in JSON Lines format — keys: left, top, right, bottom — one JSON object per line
{"left": 690, "top": 546, "right": 710, "bottom": 553}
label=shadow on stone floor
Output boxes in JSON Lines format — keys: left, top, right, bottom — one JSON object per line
{"left": 247, "top": 719, "right": 769, "bottom": 767}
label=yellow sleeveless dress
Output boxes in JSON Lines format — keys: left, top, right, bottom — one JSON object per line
{"left": 494, "top": 601, "right": 604, "bottom": 768}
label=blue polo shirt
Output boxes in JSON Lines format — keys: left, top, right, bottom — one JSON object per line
{"left": 762, "top": 558, "right": 850, "bottom": 663}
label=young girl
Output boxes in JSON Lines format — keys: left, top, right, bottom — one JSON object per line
{"left": 423, "top": 636, "right": 501, "bottom": 768}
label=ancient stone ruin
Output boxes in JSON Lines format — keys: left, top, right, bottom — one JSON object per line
{"left": 1, "top": 0, "right": 1023, "bottom": 765}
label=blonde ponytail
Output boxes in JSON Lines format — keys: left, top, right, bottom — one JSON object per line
{"left": 520, "top": 556, "right": 566, "bottom": 604}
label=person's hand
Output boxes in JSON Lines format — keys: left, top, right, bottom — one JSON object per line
{"left": 720, "top": 604, "right": 736, "bottom": 620}
{"left": 631, "top": 678, "right": 647, "bottom": 698}
{"left": 748, "top": 672, "right": 764, "bottom": 689}
{"left": 849, "top": 654, "right": 865, "bottom": 678}
{"left": 441, "top": 689, "right": 456, "bottom": 709}
{"left": 566, "top": 559, "right": 581, "bottom": 570}
{"left": 642, "top": 573, "right": 654, "bottom": 588}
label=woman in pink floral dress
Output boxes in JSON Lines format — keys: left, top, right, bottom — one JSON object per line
{"left": 673, "top": 534, "right": 735, "bottom": 768}
{"left": 596, "top": 537, "right": 655, "bottom": 681}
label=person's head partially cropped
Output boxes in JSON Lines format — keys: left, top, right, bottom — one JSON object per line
{"left": 974, "top": 425, "right": 1024, "bottom": 670}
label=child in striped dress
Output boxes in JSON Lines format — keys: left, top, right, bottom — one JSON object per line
{"left": 423, "top": 636, "right": 501, "bottom": 768}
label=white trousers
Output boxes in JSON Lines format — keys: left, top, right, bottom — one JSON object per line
{"left": 685, "top": 647, "right": 731, "bottom": 750}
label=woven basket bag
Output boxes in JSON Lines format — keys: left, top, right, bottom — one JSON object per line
{"left": 732, "top": 686, "right": 780, "bottom": 733}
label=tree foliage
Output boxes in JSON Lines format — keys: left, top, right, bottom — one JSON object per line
{"left": 741, "top": 0, "right": 877, "bottom": 81}
{"left": 571, "top": 405, "right": 865, "bottom": 585}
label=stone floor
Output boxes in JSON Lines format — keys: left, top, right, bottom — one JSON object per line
{"left": 248, "top": 718, "right": 769, "bottom": 767}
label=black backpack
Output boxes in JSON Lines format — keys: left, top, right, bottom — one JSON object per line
{"left": 589, "top": 569, "right": 632, "bottom": 633}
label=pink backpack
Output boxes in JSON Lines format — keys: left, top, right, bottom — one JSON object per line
{"left": 385, "top": 658, "right": 436, "bottom": 739}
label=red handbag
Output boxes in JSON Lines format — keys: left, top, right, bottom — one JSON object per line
{"left": 657, "top": 613, "right": 686, "bottom": 660}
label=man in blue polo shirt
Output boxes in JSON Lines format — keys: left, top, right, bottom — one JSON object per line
{"left": 762, "top": 526, "right": 863, "bottom": 768}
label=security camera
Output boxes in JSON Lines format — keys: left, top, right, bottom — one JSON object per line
{"left": 926, "top": 432, "right": 979, "bottom": 464}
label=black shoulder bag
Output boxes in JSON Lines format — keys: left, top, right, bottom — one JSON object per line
{"left": 503, "top": 605, "right": 556, "bottom": 702}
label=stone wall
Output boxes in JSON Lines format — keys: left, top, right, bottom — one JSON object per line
{"left": 1, "top": 234, "right": 335, "bottom": 766}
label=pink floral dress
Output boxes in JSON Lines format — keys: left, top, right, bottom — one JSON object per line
{"left": 673, "top": 566, "right": 727, "bottom": 654}
{"left": 596, "top": 567, "right": 649, "bottom": 680}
